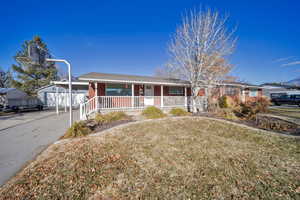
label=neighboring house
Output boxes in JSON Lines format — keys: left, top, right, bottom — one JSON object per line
{"left": 0, "top": 88, "right": 27, "bottom": 106}
{"left": 216, "top": 82, "right": 263, "bottom": 102}
{"left": 195, "top": 82, "right": 263, "bottom": 103}
{"left": 260, "top": 83, "right": 300, "bottom": 99}
{"left": 37, "top": 81, "right": 88, "bottom": 109}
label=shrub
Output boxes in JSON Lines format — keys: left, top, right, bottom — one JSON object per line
{"left": 169, "top": 108, "right": 190, "bottom": 116}
{"left": 142, "top": 106, "right": 166, "bottom": 119}
{"left": 95, "top": 111, "right": 129, "bottom": 124}
{"left": 255, "top": 97, "right": 271, "bottom": 113}
{"left": 94, "top": 113, "right": 107, "bottom": 124}
{"left": 218, "top": 96, "right": 228, "bottom": 108}
{"left": 239, "top": 97, "right": 270, "bottom": 120}
{"left": 105, "top": 111, "right": 129, "bottom": 122}
{"left": 217, "top": 108, "right": 239, "bottom": 120}
{"left": 63, "top": 121, "right": 91, "bottom": 139}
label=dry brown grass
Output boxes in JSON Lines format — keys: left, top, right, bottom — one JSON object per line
{"left": 0, "top": 117, "right": 299, "bottom": 199}
{"left": 269, "top": 107, "right": 300, "bottom": 119}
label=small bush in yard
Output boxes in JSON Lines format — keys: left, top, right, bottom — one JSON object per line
{"left": 63, "top": 121, "right": 91, "bottom": 138}
{"left": 218, "top": 95, "right": 228, "bottom": 108}
{"left": 239, "top": 97, "right": 270, "bottom": 120}
{"left": 170, "top": 107, "right": 190, "bottom": 116}
{"left": 95, "top": 111, "right": 129, "bottom": 124}
{"left": 217, "top": 108, "right": 238, "bottom": 120}
{"left": 142, "top": 106, "right": 166, "bottom": 119}
{"left": 94, "top": 113, "right": 107, "bottom": 124}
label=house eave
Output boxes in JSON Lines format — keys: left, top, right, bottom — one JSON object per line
{"left": 51, "top": 81, "right": 89, "bottom": 86}
{"left": 78, "top": 77, "right": 191, "bottom": 87}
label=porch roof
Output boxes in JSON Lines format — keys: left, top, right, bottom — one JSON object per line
{"left": 78, "top": 72, "right": 191, "bottom": 86}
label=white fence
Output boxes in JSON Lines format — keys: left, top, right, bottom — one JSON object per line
{"left": 80, "top": 96, "right": 207, "bottom": 120}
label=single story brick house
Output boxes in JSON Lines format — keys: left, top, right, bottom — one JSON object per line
{"left": 215, "top": 82, "right": 263, "bottom": 102}
{"left": 57, "top": 72, "right": 262, "bottom": 119}
{"left": 77, "top": 72, "right": 202, "bottom": 119}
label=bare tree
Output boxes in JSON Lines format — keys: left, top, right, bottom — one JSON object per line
{"left": 166, "top": 8, "right": 237, "bottom": 112}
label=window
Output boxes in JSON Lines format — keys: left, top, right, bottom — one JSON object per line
{"left": 225, "top": 87, "right": 238, "bottom": 96}
{"left": 105, "top": 84, "right": 132, "bottom": 96}
{"left": 169, "top": 87, "right": 184, "bottom": 95}
{"left": 249, "top": 90, "right": 258, "bottom": 97}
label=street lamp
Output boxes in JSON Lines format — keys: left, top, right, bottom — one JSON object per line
{"left": 46, "top": 58, "right": 73, "bottom": 127}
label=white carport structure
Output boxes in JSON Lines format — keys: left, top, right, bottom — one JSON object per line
{"left": 37, "top": 81, "right": 89, "bottom": 115}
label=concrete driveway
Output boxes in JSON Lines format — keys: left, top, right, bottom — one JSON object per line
{"left": 0, "top": 110, "right": 78, "bottom": 186}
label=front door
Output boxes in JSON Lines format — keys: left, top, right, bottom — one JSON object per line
{"left": 144, "top": 85, "right": 154, "bottom": 106}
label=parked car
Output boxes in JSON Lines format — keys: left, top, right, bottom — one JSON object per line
{"left": 0, "top": 88, "right": 43, "bottom": 112}
{"left": 271, "top": 94, "right": 300, "bottom": 106}
{"left": 2, "top": 97, "right": 44, "bottom": 112}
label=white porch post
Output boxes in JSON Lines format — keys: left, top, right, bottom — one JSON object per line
{"left": 131, "top": 84, "right": 134, "bottom": 108}
{"left": 161, "top": 85, "right": 164, "bottom": 108}
{"left": 56, "top": 86, "right": 59, "bottom": 115}
{"left": 64, "top": 88, "right": 67, "bottom": 112}
{"left": 185, "top": 87, "right": 187, "bottom": 108}
{"left": 95, "top": 82, "right": 98, "bottom": 112}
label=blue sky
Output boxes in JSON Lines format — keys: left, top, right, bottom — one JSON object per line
{"left": 1, "top": 0, "right": 300, "bottom": 84}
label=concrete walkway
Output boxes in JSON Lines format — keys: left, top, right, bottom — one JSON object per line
{"left": 0, "top": 110, "right": 78, "bottom": 186}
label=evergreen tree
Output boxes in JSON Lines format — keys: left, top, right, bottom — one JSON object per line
{"left": 11, "top": 36, "right": 58, "bottom": 95}
{"left": 0, "top": 67, "right": 12, "bottom": 88}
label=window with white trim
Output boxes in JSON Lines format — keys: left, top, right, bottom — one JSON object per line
{"left": 105, "top": 84, "right": 132, "bottom": 96}
{"left": 169, "top": 86, "right": 184, "bottom": 95}
{"left": 249, "top": 90, "right": 258, "bottom": 97}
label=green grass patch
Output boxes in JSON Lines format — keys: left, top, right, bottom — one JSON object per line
{"left": 142, "top": 106, "right": 166, "bottom": 119}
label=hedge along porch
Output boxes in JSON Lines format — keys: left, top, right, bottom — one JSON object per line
{"left": 77, "top": 72, "right": 204, "bottom": 120}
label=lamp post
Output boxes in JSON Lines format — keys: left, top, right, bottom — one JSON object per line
{"left": 46, "top": 58, "right": 73, "bottom": 127}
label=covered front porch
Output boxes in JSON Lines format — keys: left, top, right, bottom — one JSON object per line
{"left": 80, "top": 82, "right": 194, "bottom": 119}
{"left": 78, "top": 72, "right": 207, "bottom": 120}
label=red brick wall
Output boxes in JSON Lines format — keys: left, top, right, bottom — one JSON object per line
{"left": 98, "top": 83, "right": 105, "bottom": 96}
{"left": 198, "top": 88, "right": 206, "bottom": 96}
{"left": 134, "top": 85, "right": 143, "bottom": 96}
{"left": 258, "top": 89, "right": 263, "bottom": 98}
{"left": 88, "top": 82, "right": 95, "bottom": 99}
{"left": 187, "top": 87, "right": 191, "bottom": 96}
{"left": 154, "top": 85, "right": 161, "bottom": 96}
{"left": 163, "top": 86, "right": 169, "bottom": 96}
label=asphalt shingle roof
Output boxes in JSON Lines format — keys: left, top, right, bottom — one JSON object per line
{"left": 78, "top": 72, "right": 190, "bottom": 85}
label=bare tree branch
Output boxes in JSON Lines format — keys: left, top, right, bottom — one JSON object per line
{"left": 165, "top": 8, "right": 237, "bottom": 112}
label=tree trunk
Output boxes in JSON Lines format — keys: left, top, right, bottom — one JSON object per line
{"left": 191, "top": 86, "right": 201, "bottom": 113}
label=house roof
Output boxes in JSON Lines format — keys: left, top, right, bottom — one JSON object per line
{"left": 78, "top": 72, "right": 191, "bottom": 86}
{"left": 221, "top": 81, "right": 262, "bottom": 89}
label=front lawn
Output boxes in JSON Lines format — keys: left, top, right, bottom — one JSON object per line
{"left": 0, "top": 118, "right": 299, "bottom": 199}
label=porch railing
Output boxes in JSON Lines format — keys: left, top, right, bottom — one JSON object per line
{"left": 80, "top": 96, "right": 206, "bottom": 120}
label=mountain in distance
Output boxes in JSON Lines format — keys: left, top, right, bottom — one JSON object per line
{"left": 285, "top": 77, "right": 300, "bottom": 86}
